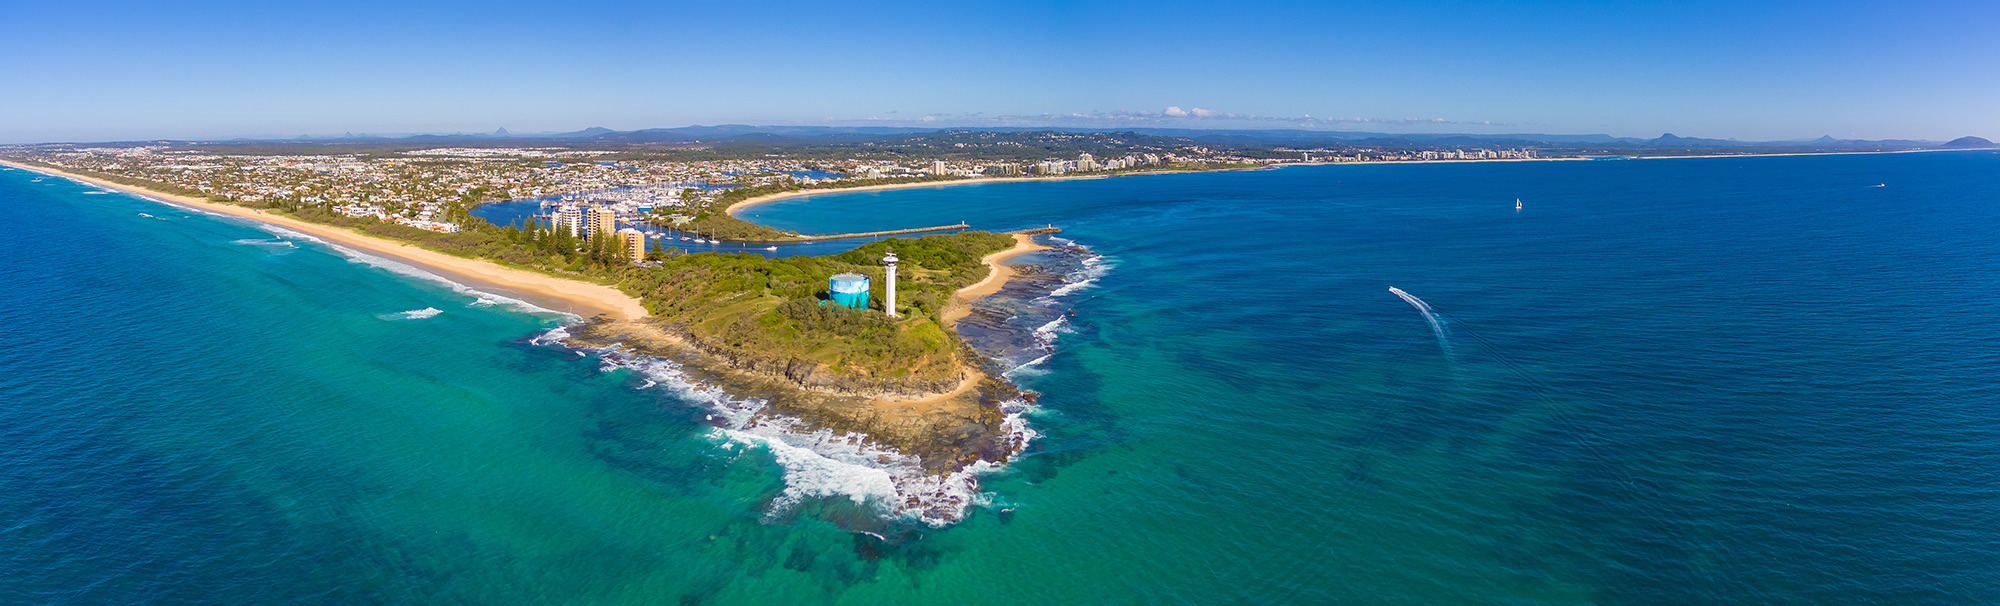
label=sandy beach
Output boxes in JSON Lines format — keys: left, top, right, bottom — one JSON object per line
{"left": 943, "top": 233, "right": 1050, "bottom": 328}
{"left": 725, "top": 148, "right": 1995, "bottom": 221}
{"left": 5, "top": 162, "right": 649, "bottom": 321}
{"left": 725, "top": 173, "right": 1152, "bottom": 217}
{"left": 721, "top": 160, "right": 1605, "bottom": 218}
{"left": 867, "top": 232, "right": 1048, "bottom": 412}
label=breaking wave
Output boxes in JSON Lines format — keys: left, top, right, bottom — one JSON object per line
{"left": 403, "top": 307, "right": 442, "bottom": 319}
{"left": 1002, "top": 353, "right": 1054, "bottom": 378}
{"left": 254, "top": 225, "right": 325, "bottom": 244}
{"left": 1034, "top": 316, "right": 1072, "bottom": 344}
{"left": 579, "top": 346, "right": 1038, "bottom": 527}
{"left": 1043, "top": 253, "right": 1112, "bottom": 299}
{"left": 379, "top": 307, "right": 443, "bottom": 320}
{"left": 230, "top": 238, "right": 298, "bottom": 249}
{"left": 327, "top": 244, "right": 580, "bottom": 322}
{"left": 528, "top": 325, "right": 571, "bottom": 346}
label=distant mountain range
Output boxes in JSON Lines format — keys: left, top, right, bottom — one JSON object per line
{"left": 30, "top": 125, "right": 1991, "bottom": 154}
{"left": 321, "top": 125, "right": 1983, "bottom": 149}
{"left": 1941, "top": 136, "right": 1993, "bottom": 148}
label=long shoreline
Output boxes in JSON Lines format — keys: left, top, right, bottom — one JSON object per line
{"left": 723, "top": 160, "right": 1583, "bottom": 217}
{"left": 13, "top": 158, "right": 1053, "bottom": 391}
{"left": 724, "top": 170, "right": 1231, "bottom": 217}
{"left": 944, "top": 233, "right": 1051, "bottom": 329}
{"left": 4, "top": 161, "right": 650, "bottom": 321}
{"left": 723, "top": 147, "right": 1996, "bottom": 218}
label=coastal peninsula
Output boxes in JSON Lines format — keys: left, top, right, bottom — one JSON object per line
{"left": 14, "top": 129, "right": 1980, "bottom": 525}
{"left": 7, "top": 159, "right": 1052, "bottom": 522}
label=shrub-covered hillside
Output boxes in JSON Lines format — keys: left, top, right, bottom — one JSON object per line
{"left": 617, "top": 231, "right": 1015, "bottom": 383}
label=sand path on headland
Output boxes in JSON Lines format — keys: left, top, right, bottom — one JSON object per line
{"left": 5, "top": 162, "right": 648, "bottom": 321}
{"left": 947, "top": 233, "right": 1051, "bottom": 325}
{"left": 869, "top": 233, "right": 1050, "bottom": 412}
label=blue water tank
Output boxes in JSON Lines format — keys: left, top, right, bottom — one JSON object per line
{"left": 829, "top": 273, "right": 871, "bottom": 309}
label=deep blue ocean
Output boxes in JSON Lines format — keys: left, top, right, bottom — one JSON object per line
{"left": 5, "top": 152, "right": 1999, "bottom": 604}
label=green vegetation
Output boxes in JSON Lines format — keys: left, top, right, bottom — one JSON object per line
{"left": 35, "top": 161, "right": 1017, "bottom": 388}
{"left": 620, "top": 232, "right": 1015, "bottom": 382}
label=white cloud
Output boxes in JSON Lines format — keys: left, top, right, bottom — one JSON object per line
{"left": 1163, "top": 106, "right": 1189, "bottom": 117}
{"left": 1191, "top": 107, "right": 1226, "bottom": 118}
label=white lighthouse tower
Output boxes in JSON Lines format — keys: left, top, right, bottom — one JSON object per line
{"left": 882, "top": 250, "right": 899, "bottom": 317}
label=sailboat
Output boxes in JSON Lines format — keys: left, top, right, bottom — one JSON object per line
{"left": 1515, "top": 198, "right": 1522, "bottom": 211}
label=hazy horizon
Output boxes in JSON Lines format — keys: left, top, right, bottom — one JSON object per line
{"left": 3, "top": 0, "right": 1995, "bottom": 145}
{"left": 10, "top": 122, "right": 1987, "bottom": 147}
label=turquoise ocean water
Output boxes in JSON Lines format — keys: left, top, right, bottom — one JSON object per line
{"left": 5, "top": 152, "right": 1999, "bottom": 604}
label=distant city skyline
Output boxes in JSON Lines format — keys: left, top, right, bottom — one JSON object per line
{"left": 3, "top": 0, "right": 1995, "bottom": 144}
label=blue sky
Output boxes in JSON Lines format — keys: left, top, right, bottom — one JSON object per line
{"left": 1, "top": 0, "right": 1994, "bottom": 143}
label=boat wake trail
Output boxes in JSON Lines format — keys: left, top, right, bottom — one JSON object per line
{"left": 1389, "top": 287, "right": 1452, "bottom": 357}
{"left": 1417, "top": 306, "right": 1649, "bottom": 500}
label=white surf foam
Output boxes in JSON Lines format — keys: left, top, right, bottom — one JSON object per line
{"left": 254, "top": 224, "right": 325, "bottom": 244}
{"left": 327, "top": 244, "right": 581, "bottom": 322}
{"left": 580, "top": 346, "right": 1040, "bottom": 527}
{"left": 1002, "top": 354, "right": 1054, "bottom": 379}
{"left": 1033, "top": 316, "right": 1072, "bottom": 344}
{"left": 721, "top": 428, "right": 900, "bottom": 512}
{"left": 376, "top": 307, "right": 443, "bottom": 321}
{"left": 402, "top": 307, "right": 442, "bottom": 319}
{"left": 230, "top": 238, "right": 298, "bottom": 249}
{"left": 1043, "top": 253, "right": 1113, "bottom": 299}
{"left": 82, "top": 191, "right": 109, "bottom": 195}
{"left": 528, "top": 325, "right": 571, "bottom": 346}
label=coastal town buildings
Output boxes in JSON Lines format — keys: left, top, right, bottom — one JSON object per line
{"left": 7, "top": 140, "right": 1554, "bottom": 242}
{"left": 586, "top": 207, "right": 617, "bottom": 236}
{"left": 554, "top": 205, "right": 583, "bottom": 236}
{"left": 619, "top": 228, "right": 646, "bottom": 262}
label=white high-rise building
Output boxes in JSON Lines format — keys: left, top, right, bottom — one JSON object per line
{"left": 554, "top": 205, "right": 583, "bottom": 236}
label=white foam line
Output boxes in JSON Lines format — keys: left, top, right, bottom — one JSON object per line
{"left": 326, "top": 243, "right": 581, "bottom": 322}
{"left": 1042, "top": 252, "right": 1114, "bottom": 299}
{"left": 1002, "top": 354, "right": 1054, "bottom": 379}
{"left": 230, "top": 237, "right": 299, "bottom": 249}
{"left": 582, "top": 347, "right": 1040, "bottom": 527}
{"left": 24, "top": 169, "right": 572, "bottom": 322}
{"left": 253, "top": 224, "right": 326, "bottom": 244}
{"left": 1033, "top": 316, "right": 1072, "bottom": 344}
